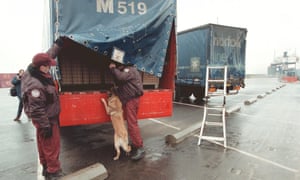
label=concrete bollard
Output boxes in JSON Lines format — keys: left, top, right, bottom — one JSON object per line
{"left": 225, "top": 105, "right": 241, "bottom": 115}
{"left": 165, "top": 122, "right": 202, "bottom": 145}
{"left": 266, "top": 91, "right": 272, "bottom": 95}
{"left": 61, "top": 163, "right": 108, "bottom": 180}
{"left": 244, "top": 97, "right": 257, "bottom": 105}
{"left": 257, "top": 93, "right": 267, "bottom": 99}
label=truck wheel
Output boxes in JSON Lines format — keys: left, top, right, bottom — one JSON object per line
{"left": 193, "top": 87, "right": 205, "bottom": 104}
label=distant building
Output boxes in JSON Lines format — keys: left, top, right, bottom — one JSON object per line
{"left": 268, "top": 52, "right": 299, "bottom": 82}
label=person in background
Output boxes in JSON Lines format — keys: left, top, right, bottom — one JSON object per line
{"left": 21, "top": 38, "right": 64, "bottom": 180}
{"left": 11, "top": 69, "right": 25, "bottom": 121}
{"left": 109, "top": 61, "right": 145, "bottom": 161}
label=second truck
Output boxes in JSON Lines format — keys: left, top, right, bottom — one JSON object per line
{"left": 175, "top": 23, "right": 247, "bottom": 103}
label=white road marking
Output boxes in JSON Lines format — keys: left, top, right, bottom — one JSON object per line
{"left": 39, "top": 113, "right": 298, "bottom": 177}
{"left": 193, "top": 136, "right": 299, "bottom": 173}
{"left": 149, "top": 117, "right": 299, "bottom": 173}
{"left": 148, "top": 118, "right": 181, "bottom": 130}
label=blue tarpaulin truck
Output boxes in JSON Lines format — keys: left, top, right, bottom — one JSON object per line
{"left": 175, "top": 24, "right": 247, "bottom": 103}
{"left": 44, "top": 0, "right": 177, "bottom": 126}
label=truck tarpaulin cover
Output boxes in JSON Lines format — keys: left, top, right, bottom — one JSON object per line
{"left": 49, "top": 0, "right": 176, "bottom": 77}
{"left": 177, "top": 24, "right": 247, "bottom": 84}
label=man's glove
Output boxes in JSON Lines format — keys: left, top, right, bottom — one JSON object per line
{"left": 41, "top": 126, "right": 52, "bottom": 138}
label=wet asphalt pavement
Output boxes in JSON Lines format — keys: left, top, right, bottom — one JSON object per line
{"left": 1, "top": 77, "right": 300, "bottom": 180}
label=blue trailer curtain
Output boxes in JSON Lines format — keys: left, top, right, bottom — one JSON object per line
{"left": 51, "top": 0, "right": 176, "bottom": 77}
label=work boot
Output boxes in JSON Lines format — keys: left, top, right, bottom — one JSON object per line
{"left": 45, "top": 169, "right": 64, "bottom": 180}
{"left": 131, "top": 147, "right": 145, "bottom": 161}
{"left": 13, "top": 116, "right": 20, "bottom": 121}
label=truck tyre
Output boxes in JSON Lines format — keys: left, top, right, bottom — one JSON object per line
{"left": 193, "top": 87, "right": 205, "bottom": 104}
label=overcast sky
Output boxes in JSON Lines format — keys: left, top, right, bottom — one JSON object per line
{"left": 1, "top": 0, "right": 299, "bottom": 74}
{"left": 177, "top": 0, "right": 300, "bottom": 74}
{"left": 0, "top": 0, "right": 43, "bottom": 73}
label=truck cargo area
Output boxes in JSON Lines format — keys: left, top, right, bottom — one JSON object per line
{"left": 57, "top": 37, "right": 175, "bottom": 126}
{"left": 47, "top": 0, "right": 177, "bottom": 126}
{"left": 58, "top": 39, "right": 160, "bottom": 93}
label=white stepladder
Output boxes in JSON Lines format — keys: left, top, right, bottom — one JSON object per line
{"left": 198, "top": 65, "right": 227, "bottom": 148}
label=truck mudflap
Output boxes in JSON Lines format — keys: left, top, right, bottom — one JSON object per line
{"left": 59, "top": 89, "right": 173, "bottom": 127}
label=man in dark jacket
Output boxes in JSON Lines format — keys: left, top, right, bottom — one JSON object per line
{"left": 21, "top": 39, "right": 64, "bottom": 180}
{"left": 109, "top": 62, "right": 145, "bottom": 161}
{"left": 11, "top": 69, "right": 24, "bottom": 121}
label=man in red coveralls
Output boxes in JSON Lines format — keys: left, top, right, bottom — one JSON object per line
{"left": 21, "top": 39, "right": 64, "bottom": 180}
{"left": 109, "top": 62, "right": 145, "bottom": 160}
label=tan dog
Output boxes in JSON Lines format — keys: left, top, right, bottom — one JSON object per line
{"left": 101, "top": 91, "right": 131, "bottom": 160}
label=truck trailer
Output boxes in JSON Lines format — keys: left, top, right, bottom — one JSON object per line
{"left": 45, "top": 0, "right": 177, "bottom": 126}
{"left": 175, "top": 24, "right": 247, "bottom": 103}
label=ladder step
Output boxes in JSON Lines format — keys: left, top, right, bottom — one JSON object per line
{"left": 207, "top": 66, "right": 226, "bottom": 69}
{"left": 201, "top": 136, "right": 225, "bottom": 142}
{"left": 205, "top": 122, "right": 223, "bottom": 126}
{"left": 207, "top": 113, "right": 222, "bottom": 116}
{"left": 207, "top": 79, "right": 225, "bottom": 83}
{"left": 206, "top": 106, "right": 224, "bottom": 110}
